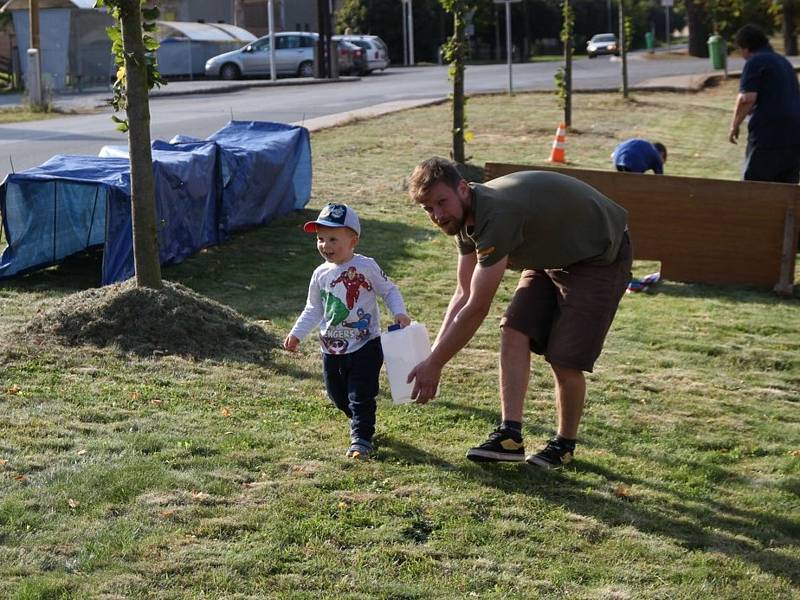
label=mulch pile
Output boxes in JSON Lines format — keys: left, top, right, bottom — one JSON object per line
{"left": 21, "top": 279, "right": 277, "bottom": 361}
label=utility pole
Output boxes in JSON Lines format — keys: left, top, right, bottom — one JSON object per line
{"left": 407, "top": 0, "right": 415, "bottom": 65}
{"left": 495, "top": 0, "right": 521, "bottom": 95}
{"left": 662, "top": 0, "right": 672, "bottom": 53}
{"left": 402, "top": 0, "right": 408, "bottom": 65}
{"left": 27, "top": 0, "right": 43, "bottom": 107}
{"left": 268, "top": 0, "right": 276, "bottom": 80}
{"left": 315, "top": 0, "right": 333, "bottom": 78}
{"left": 233, "top": 0, "right": 244, "bottom": 27}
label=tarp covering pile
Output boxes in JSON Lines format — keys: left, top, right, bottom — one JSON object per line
{"left": 0, "top": 121, "right": 312, "bottom": 285}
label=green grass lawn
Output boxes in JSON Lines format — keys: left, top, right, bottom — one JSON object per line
{"left": 0, "top": 105, "right": 62, "bottom": 124}
{"left": 1, "top": 80, "right": 798, "bottom": 599}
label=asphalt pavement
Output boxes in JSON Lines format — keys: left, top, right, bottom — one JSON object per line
{"left": 0, "top": 59, "right": 738, "bottom": 132}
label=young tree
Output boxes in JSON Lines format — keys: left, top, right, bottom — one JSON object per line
{"left": 336, "top": 0, "right": 368, "bottom": 33}
{"left": 440, "top": 0, "right": 470, "bottom": 163}
{"left": 555, "top": 0, "right": 574, "bottom": 128}
{"left": 620, "top": 0, "right": 629, "bottom": 98}
{"left": 95, "top": 0, "right": 164, "bottom": 289}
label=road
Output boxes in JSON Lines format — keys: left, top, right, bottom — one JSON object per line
{"left": 0, "top": 52, "right": 748, "bottom": 182}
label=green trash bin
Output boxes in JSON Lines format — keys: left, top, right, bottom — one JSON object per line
{"left": 645, "top": 31, "right": 655, "bottom": 53}
{"left": 707, "top": 35, "right": 726, "bottom": 70}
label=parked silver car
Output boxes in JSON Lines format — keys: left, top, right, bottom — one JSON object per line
{"left": 335, "top": 35, "right": 389, "bottom": 73}
{"left": 205, "top": 31, "right": 316, "bottom": 79}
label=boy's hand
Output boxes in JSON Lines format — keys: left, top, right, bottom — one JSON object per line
{"left": 394, "top": 314, "right": 412, "bottom": 328}
{"left": 283, "top": 334, "right": 300, "bottom": 352}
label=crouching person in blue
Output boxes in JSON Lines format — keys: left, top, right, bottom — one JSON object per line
{"left": 284, "top": 203, "right": 411, "bottom": 459}
{"left": 612, "top": 138, "right": 667, "bottom": 174}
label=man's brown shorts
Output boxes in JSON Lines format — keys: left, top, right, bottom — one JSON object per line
{"left": 500, "top": 232, "right": 632, "bottom": 373}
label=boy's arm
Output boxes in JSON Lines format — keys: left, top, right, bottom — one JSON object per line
{"left": 369, "top": 259, "right": 408, "bottom": 324}
{"left": 285, "top": 274, "right": 323, "bottom": 350}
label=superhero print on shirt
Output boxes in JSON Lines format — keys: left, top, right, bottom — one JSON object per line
{"left": 330, "top": 266, "right": 372, "bottom": 310}
{"left": 343, "top": 308, "right": 372, "bottom": 341}
{"left": 321, "top": 289, "right": 349, "bottom": 326}
{"left": 321, "top": 336, "right": 349, "bottom": 355}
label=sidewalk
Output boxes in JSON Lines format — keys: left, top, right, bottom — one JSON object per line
{"left": 634, "top": 70, "right": 734, "bottom": 92}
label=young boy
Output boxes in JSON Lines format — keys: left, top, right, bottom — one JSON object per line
{"left": 283, "top": 203, "right": 411, "bottom": 459}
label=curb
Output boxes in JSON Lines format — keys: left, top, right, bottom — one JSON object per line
{"left": 293, "top": 97, "right": 448, "bottom": 132}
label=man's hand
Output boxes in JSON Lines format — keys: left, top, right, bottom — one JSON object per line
{"left": 394, "top": 313, "right": 412, "bottom": 328}
{"left": 728, "top": 124, "right": 740, "bottom": 144}
{"left": 283, "top": 334, "right": 300, "bottom": 352}
{"left": 407, "top": 357, "right": 442, "bottom": 404}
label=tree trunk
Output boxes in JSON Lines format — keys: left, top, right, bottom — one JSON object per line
{"left": 619, "top": 0, "right": 628, "bottom": 99}
{"left": 685, "top": 0, "right": 711, "bottom": 58}
{"left": 784, "top": 0, "right": 798, "bottom": 56}
{"left": 119, "top": 0, "right": 161, "bottom": 289}
{"left": 452, "top": 4, "right": 465, "bottom": 163}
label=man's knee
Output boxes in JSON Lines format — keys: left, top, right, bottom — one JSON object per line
{"left": 500, "top": 323, "right": 530, "bottom": 348}
{"left": 550, "top": 363, "right": 585, "bottom": 383}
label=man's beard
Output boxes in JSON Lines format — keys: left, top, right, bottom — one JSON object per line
{"left": 437, "top": 214, "right": 466, "bottom": 236}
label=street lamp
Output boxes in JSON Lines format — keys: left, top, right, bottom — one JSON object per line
{"left": 494, "top": 0, "right": 521, "bottom": 95}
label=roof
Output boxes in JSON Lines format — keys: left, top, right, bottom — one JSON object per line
{"left": 1, "top": 0, "right": 99, "bottom": 11}
{"left": 157, "top": 21, "right": 256, "bottom": 43}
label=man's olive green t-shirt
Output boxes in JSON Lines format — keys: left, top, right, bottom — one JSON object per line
{"left": 456, "top": 171, "right": 629, "bottom": 269}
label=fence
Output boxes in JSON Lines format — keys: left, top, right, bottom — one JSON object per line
{"left": 484, "top": 162, "right": 799, "bottom": 295}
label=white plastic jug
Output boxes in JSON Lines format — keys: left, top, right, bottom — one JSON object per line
{"left": 380, "top": 321, "right": 432, "bottom": 404}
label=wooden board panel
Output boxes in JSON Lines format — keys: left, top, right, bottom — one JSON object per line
{"left": 484, "top": 163, "right": 799, "bottom": 289}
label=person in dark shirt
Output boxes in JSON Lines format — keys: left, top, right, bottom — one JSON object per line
{"left": 729, "top": 24, "right": 800, "bottom": 183}
{"left": 611, "top": 138, "right": 667, "bottom": 174}
{"left": 406, "top": 157, "right": 632, "bottom": 470}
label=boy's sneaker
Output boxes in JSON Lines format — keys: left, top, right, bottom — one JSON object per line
{"left": 346, "top": 438, "right": 373, "bottom": 460}
{"left": 526, "top": 438, "right": 574, "bottom": 470}
{"left": 466, "top": 428, "right": 525, "bottom": 462}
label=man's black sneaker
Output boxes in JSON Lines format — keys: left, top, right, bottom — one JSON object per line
{"left": 466, "top": 428, "right": 525, "bottom": 462}
{"left": 526, "top": 438, "right": 574, "bottom": 470}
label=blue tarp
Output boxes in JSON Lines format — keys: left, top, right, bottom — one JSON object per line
{"left": 0, "top": 121, "right": 311, "bottom": 285}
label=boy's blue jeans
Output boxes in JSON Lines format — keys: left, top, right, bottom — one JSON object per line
{"left": 322, "top": 337, "right": 383, "bottom": 442}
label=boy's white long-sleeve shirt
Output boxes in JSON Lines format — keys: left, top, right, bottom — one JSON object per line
{"left": 289, "top": 254, "right": 406, "bottom": 355}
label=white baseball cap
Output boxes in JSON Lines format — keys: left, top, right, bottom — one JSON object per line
{"left": 303, "top": 203, "right": 361, "bottom": 236}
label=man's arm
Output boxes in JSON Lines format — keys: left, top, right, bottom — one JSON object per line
{"left": 408, "top": 256, "right": 508, "bottom": 403}
{"left": 729, "top": 91, "right": 757, "bottom": 144}
{"left": 435, "top": 252, "right": 477, "bottom": 345}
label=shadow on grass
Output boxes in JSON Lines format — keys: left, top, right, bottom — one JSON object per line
{"left": 0, "top": 245, "right": 104, "bottom": 292}
{"left": 377, "top": 435, "right": 458, "bottom": 469}
{"left": 465, "top": 451, "right": 800, "bottom": 586}
{"left": 643, "top": 279, "right": 799, "bottom": 303}
{"left": 434, "top": 399, "right": 552, "bottom": 440}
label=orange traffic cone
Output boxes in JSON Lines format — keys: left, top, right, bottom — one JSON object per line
{"left": 547, "top": 122, "right": 567, "bottom": 163}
